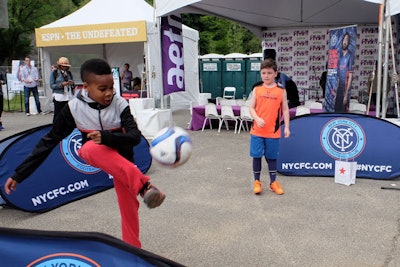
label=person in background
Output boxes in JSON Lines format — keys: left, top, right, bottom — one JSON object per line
{"left": 335, "top": 32, "right": 353, "bottom": 112}
{"left": 4, "top": 58, "right": 165, "bottom": 248}
{"left": 319, "top": 63, "right": 327, "bottom": 99}
{"left": 133, "top": 77, "right": 141, "bottom": 90}
{"left": 50, "top": 57, "right": 76, "bottom": 122}
{"left": 20, "top": 56, "right": 43, "bottom": 116}
{"left": 0, "top": 71, "right": 5, "bottom": 130}
{"left": 249, "top": 58, "right": 290, "bottom": 196}
{"left": 121, "top": 63, "right": 133, "bottom": 91}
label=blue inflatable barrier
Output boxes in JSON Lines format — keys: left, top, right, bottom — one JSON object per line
{"left": 0, "top": 227, "right": 184, "bottom": 266}
{"left": 278, "top": 113, "right": 400, "bottom": 179}
{"left": 0, "top": 124, "right": 152, "bottom": 212}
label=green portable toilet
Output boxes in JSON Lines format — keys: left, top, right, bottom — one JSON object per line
{"left": 199, "top": 54, "right": 223, "bottom": 99}
{"left": 245, "top": 53, "right": 263, "bottom": 98}
{"left": 222, "top": 53, "right": 246, "bottom": 99}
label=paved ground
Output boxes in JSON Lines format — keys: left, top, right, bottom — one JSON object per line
{"left": 0, "top": 110, "right": 400, "bottom": 267}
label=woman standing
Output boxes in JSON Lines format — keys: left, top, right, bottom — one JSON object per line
{"left": 50, "top": 57, "right": 75, "bottom": 122}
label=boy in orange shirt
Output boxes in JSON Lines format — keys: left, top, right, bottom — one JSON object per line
{"left": 249, "top": 58, "right": 290, "bottom": 195}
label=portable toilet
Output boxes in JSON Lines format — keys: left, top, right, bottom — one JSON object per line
{"left": 245, "top": 53, "right": 263, "bottom": 98}
{"left": 199, "top": 54, "right": 223, "bottom": 99}
{"left": 222, "top": 53, "right": 247, "bottom": 99}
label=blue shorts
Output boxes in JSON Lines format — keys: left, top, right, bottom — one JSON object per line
{"left": 250, "top": 135, "right": 280, "bottom": 159}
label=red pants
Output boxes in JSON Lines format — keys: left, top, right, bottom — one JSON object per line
{"left": 78, "top": 141, "right": 150, "bottom": 248}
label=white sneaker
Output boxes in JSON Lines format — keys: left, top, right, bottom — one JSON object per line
{"left": 26, "top": 113, "right": 30, "bottom": 116}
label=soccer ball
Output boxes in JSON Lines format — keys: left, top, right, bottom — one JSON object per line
{"left": 150, "top": 126, "right": 192, "bottom": 167}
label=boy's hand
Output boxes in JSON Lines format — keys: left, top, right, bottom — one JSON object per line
{"left": 284, "top": 127, "right": 291, "bottom": 138}
{"left": 4, "top": 178, "right": 18, "bottom": 195}
{"left": 255, "top": 117, "right": 265, "bottom": 128}
{"left": 87, "top": 131, "right": 102, "bottom": 144}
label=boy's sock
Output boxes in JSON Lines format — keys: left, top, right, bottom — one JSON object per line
{"left": 253, "top": 157, "right": 261, "bottom": 181}
{"left": 267, "top": 159, "right": 277, "bottom": 184}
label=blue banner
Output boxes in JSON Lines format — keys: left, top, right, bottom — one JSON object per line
{"left": 0, "top": 227, "right": 183, "bottom": 266}
{"left": 0, "top": 125, "right": 152, "bottom": 212}
{"left": 278, "top": 114, "right": 400, "bottom": 179}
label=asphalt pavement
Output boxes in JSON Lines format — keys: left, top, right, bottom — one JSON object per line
{"left": 0, "top": 110, "right": 400, "bottom": 267}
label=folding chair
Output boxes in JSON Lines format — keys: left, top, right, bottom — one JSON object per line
{"left": 223, "top": 87, "right": 236, "bottom": 99}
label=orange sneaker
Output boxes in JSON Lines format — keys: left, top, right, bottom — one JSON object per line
{"left": 270, "top": 181, "right": 284, "bottom": 195}
{"left": 254, "top": 180, "right": 262, "bottom": 194}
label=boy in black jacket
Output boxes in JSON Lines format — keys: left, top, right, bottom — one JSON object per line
{"left": 4, "top": 58, "right": 165, "bottom": 248}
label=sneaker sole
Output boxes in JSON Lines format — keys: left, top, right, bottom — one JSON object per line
{"left": 144, "top": 191, "right": 166, "bottom": 209}
{"left": 269, "top": 188, "right": 284, "bottom": 195}
{"left": 254, "top": 189, "right": 262, "bottom": 194}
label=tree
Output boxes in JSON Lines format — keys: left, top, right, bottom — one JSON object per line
{"left": 0, "top": 0, "right": 88, "bottom": 65}
{"left": 145, "top": 0, "right": 261, "bottom": 55}
{"left": 182, "top": 14, "right": 261, "bottom": 55}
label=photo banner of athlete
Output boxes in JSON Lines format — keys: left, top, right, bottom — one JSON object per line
{"left": 0, "top": 125, "right": 152, "bottom": 212}
{"left": 277, "top": 113, "right": 400, "bottom": 179}
{"left": 323, "top": 25, "right": 357, "bottom": 112}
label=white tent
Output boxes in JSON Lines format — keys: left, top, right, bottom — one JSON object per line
{"left": 35, "top": 0, "right": 200, "bottom": 112}
{"left": 155, "top": 0, "right": 384, "bottom": 36}
{"left": 155, "top": 0, "right": 400, "bottom": 117}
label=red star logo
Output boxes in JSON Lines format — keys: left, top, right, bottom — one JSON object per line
{"left": 340, "top": 167, "right": 346, "bottom": 174}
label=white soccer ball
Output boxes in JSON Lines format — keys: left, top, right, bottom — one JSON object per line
{"left": 150, "top": 126, "right": 192, "bottom": 167}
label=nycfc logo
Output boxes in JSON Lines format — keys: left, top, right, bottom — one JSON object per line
{"left": 320, "top": 118, "right": 366, "bottom": 160}
{"left": 27, "top": 253, "right": 100, "bottom": 267}
{"left": 61, "top": 129, "right": 100, "bottom": 174}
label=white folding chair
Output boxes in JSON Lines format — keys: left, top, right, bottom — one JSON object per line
{"left": 304, "top": 100, "right": 316, "bottom": 108}
{"left": 238, "top": 105, "right": 254, "bottom": 133}
{"left": 309, "top": 102, "right": 323, "bottom": 109}
{"left": 350, "top": 103, "right": 367, "bottom": 114}
{"left": 187, "top": 101, "right": 195, "bottom": 129}
{"left": 223, "top": 87, "right": 236, "bottom": 99}
{"left": 235, "top": 99, "right": 246, "bottom": 106}
{"left": 202, "top": 103, "right": 222, "bottom": 131}
{"left": 219, "top": 99, "right": 237, "bottom": 106}
{"left": 295, "top": 106, "right": 311, "bottom": 116}
{"left": 218, "top": 105, "right": 240, "bottom": 133}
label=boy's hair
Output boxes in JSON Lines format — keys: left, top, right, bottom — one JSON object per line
{"left": 124, "top": 63, "right": 130, "bottom": 68}
{"left": 80, "top": 58, "right": 112, "bottom": 83}
{"left": 260, "top": 58, "right": 278, "bottom": 72}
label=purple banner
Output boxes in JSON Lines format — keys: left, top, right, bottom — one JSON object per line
{"left": 323, "top": 26, "right": 357, "bottom": 112}
{"left": 161, "top": 15, "right": 185, "bottom": 95}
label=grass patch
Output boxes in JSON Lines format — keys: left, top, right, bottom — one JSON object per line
{"left": 3, "top": 93, "right": 24, "bottom": 112}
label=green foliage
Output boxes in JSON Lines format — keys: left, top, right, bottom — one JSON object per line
{"left": 182, "top": 14, "right": 261, "bottom": 55}
{"left": 144, "top": 1, "right": 261, "bottom": 55}
{"left": 0, "top": 0, "right": 88, "bottom": 65}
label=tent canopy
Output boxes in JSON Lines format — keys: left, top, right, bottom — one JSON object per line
{"left": 43, "top": 0, "right": 154, "bottom": 27}
{"left": 155, "top": 0, "right": 385, "bottom": 37}
{"left": 35, "top": 0, "right": 200, "bottom": 112}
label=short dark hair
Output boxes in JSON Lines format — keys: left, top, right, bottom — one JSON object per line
{"left": 260, "top": 58, "right": 278, "bottom": 72}
{"left": 80, "top": 58, "right": 111, "bottom": 83}
{"left": 124, "top": 63, "right": 130, "bottom": 68}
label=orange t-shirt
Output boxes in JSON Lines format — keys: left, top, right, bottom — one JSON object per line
{"left": 250, "top": 84, "right": 284, "bottom": 138}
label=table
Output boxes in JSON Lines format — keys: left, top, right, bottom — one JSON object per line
{"left": 135, "top": 108, "right": 172, "bottom": 138}
{"left": 198, "top": 93, "right": 212, "bottom": 105}
{"left": 128, "top": 98, "right": 155, "bottom": 117}
{"left": 189, "top": 105, "right": 241, "bottom": 131}
{"left": 289, "top": 107, "right": 376, "bottom": 118}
